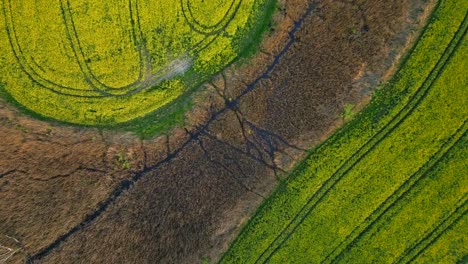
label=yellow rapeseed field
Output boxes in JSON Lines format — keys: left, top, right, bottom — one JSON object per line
{"left": 0, "top": 0, "right": 269, "bottom": 125}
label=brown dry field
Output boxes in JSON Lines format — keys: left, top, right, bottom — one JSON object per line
{"left": 0, "top": 0, "right": 434, "bottom": 263}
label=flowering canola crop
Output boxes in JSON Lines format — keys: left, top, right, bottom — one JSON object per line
{"left": 0, "top": 0, "right": 270, "bottom": 125}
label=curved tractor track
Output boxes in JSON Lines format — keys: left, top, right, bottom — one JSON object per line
{"left": 0, "top": 0, "right": 265, "bottom": 125}
{"left": 28, "top": 3, "right": 317, "bottom": 261}
{"left": 0, "top": 0, "right": 433, "bottom": 263}
{"left": 181, "top": 0, "right": 243, "bottom": 35}
{"left": 3, "top": 0, "right": 240, "bottom": 98}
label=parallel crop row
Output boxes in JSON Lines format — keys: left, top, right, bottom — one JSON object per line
{"left": 221, "top": 0, "right": 468, "bottom": 263}
{"left": 325, "top": 124, "right": 467, "bottom": 263}
{"left": 259, "top": 16, "right": 468, "bottom": 263}
{"left": 338, "top": 127, "right": 468, "bottom": 263}
{"left": 267, "top": 25, "right": 468, "bottom": 264}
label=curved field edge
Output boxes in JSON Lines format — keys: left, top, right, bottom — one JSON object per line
{"left": 21, "top": 2, "right": 311, "bottom": 261}
{"left": 220, "top": 0, "right": 468, "bottom": 262}
{"left": 268, "top": 29, "right": 468, "bottom": 263}
{"left": 0, "top": 0, "right": 278, "bottom": 139}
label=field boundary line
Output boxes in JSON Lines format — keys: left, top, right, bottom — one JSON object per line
{"left": 255, "top": 9, "right": 468, "bottom": 264}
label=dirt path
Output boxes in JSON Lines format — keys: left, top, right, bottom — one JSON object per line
{"left": 0, "top": 0, "right": 434, "bottom": 263}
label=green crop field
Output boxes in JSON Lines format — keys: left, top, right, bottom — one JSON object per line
{"left": 0, "top": 0, "right": 274, "bottom": 126}
{"left": 221, "top": 0, "right": 468, "bottom": 263}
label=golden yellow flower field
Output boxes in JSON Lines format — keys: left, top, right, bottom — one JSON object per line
{"left": 0, "top": 0, "right": 266, "bottom": 124}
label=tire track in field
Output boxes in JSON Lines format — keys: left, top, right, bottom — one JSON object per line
{"left": 396, "top": 197, "right": 468, "bottom": 264}
{"left": 325, "top": 120, "right": 468, "bottom": 263}
{"left": 181, "top": 0, "right": 242, "bottom": 35}
{"left": 27, "top": 2, "right": 318, "bottom": 261}
{"left": 3, "top": 0, "right": 144, "bottom": 97}
{"left": 60, "top": 0, "right": 150, "bottom": 96}
{"left": 255, "top": 10, "right": 468, "bottom": 264}
{"left": 3, "top": 0, "right": 237, "bottom": 98}
{"left": 59, "top": 0, "right": 238, "bottom": 97}
{"left": 178, "top": 0, "right": 250, "bottom": 58}
{"left": 2, "top": 0, "right": 99, "bottom": 98}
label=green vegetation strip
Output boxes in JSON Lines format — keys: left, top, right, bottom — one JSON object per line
{"left": 221, "top": 0, "right": 468, "bottom": 263}
{"left": 0, "top": 0, "right": 275, "bottom": 129}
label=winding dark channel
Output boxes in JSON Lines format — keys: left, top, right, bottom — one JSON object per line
{"left": 27, "top": 1, "right": 318, "bottom": 261}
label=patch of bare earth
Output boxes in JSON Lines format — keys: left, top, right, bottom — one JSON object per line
{"left": 0, "top": 0, "right": 435, "bottom": 263}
